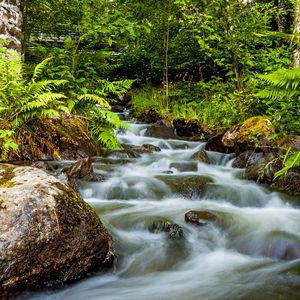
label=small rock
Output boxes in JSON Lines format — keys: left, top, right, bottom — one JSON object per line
{"left": 169, "top": 162, "right": 198, "bottom": 172}
{"left": 145, "top": 120, "right": 177, "bottom": 139}
{"left": 190, "top": 150, "right": 210, "bottom": 164}
{"left": 205, "top": 135, "right": 235, "bottom": 154}
{"left": 148, "top": 218, "right": 183, "bottom": 239}
{"left": 232, "top": 151, "right": 264, "bottom": 169}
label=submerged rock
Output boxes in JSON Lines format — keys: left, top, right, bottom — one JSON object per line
{"left": 156, "top": 175, "right": 213, "bottom": 198}
{"left": 185, "top": 210, "right": 222, "bottom": 226}
{"left": 148, "top": 218, "right": 183, "bottom": 239}
{"left": 0, "top": 164, "right": 115, "bottom": 298}
{"left": 169, "top": 162, "right": 198, "bottom": 172}
{"left": 122, "top": 144, "right": 161, "bottom": 154}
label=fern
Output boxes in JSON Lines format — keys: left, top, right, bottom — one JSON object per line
{"left": 32, "top": 57, "right": 53, "bottom": 82}
{"left": 274, "top": 149, "right": 300, "bottom": 180}
{"left": 78, "top": 93, "right": 111, "bottom": 108}
{"left": 256, "top": 68, "right": 300, "bottom": 134}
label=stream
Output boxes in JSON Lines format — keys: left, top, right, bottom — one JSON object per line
{"left": 23, "top": 112, "right": 300, "bottom": 300}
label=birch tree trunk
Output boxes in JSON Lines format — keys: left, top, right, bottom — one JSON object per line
{"left": 294, "top": 1, "right": 300, "bottom": 67}
{"left": 0, "top": 0, "right": 23, "bottom": 52}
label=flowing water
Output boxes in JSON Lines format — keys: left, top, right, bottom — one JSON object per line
{"left": 24, "top": 112, "right": 300, "bottom": 300}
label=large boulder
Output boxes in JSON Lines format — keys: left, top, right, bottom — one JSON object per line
{"left": 0, "top": 164, "right": 115, "bottom": 298}
{"left": 15, "top": 114, "right": 100, "bottom": 160}
{"left": 222, "top": 116, "right": 274, "bottom": 155}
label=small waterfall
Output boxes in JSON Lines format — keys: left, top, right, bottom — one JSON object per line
{"left": 24, "top": 118, "right": 300, "bottom": 300}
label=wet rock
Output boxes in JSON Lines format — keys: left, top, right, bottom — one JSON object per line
{"left": 232, "top": 151, "right": 264, "bottom": 169}
{"left": 222, "top": 116, "right": 274, "bottom": 156}
{"left": 235, "top": 231, "right": 300, "bottom": 260}
{"left": 205, "top": 135, "right": 235, "bottom": 154}
{"left": 156, "top": 175, "right": 213, "bottom": 198}
{"left": 139, "top": 108, "right": 162, "bottom": 123}
{"left": 15, "top": 114, "right": 100, "bottom": 160}
{"left": 185, "top": 210, "right": 221, "bottom": 226}
{"left": 103, "top": 149, "right": 140, "bottom": 159}
{"left": 274, "top": 135, "right": 300, "bottom": 155}
{"left": 64, "top": 157, "right": 104, "bottom": 190}
{"left": 190, "top": 150, "right": 210, "bottom": 164}
{"left": 244, "top": 153, "right": 279, "bottom": 183}
{"left": 0, "top": 164, "right": 115, "bottom": 298}
{"left": 169, "top": 162, "right": 198, "bottom": 172}
{"left": 145, "top": 120, "right": 177, "bottom": 139}
{"left": 275, "top": 169, "right": 300, "bottom": 197}
{"left": 148, "top": 218, "right": 183, "bottom": 239}
{"left": 122, "top": 144, "right": 161, "bottom": 154}
{"left": 173, "top": 118, "right": 203, "bottom": 137}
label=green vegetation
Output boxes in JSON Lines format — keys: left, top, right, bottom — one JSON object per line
{"left": 1, "top": 0, "right": 299, "bottom": 167}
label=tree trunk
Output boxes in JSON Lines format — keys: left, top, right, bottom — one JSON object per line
{"left": 162, "top": 0, "right": 171, "bottom": 110}
{"left": 294, "top": 2, "right": 300, "bottom": 67}
{"left": 0, "top": 0, "right": 23, "bottom": 52}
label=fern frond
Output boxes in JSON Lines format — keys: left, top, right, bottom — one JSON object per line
{"left": 96, "top": 79, "right": 135, "bottom": 96}
{"left": 78, "top": 93, "right": 111, "bottom": 108}
{"left": 32, "top": 57, "right": 53, "bottom": 82}
{"left": 37, "top": 93, "right": 67, "bottom": 104}
{"left": 96, "top": 109, "right": 129, "bottom": 129}
{"left": 26, "top": 80, "right": 67, "bottom": 98}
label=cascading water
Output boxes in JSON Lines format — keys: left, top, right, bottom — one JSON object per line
{"left": 23, "top": 113, "right": 300, "bottom": 300}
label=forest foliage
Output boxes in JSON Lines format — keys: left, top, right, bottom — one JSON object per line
{"left": 1, "top": 0, "right": 299, "bottom": 160}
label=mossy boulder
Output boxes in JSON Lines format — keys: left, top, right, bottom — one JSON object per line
{"left": 222, "top": 116, "right": 274, "bottom": 155}
{"left": 0, "top": 164, "right": 115, "bottom": 299}
{"left": 156, "top": 174, "right": 213, "bottom": 198}
{"left": 15, "top": 114, "right": 100, "bottom": 160}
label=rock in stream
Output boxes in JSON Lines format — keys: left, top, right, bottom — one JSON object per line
{"left": 0, "top": 164, "right": 115, "bottom": 299}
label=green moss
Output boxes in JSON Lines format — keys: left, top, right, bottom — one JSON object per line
{"left": 237, "top": 116, "right": 273, "bottom": 143}
{"left": 0, "top": 164, "right": 16, "bottom": 188}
